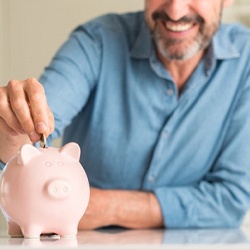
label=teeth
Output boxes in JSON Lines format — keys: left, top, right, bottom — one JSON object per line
{"left": 165, "top": 22, "right": 193, "bottom": 32}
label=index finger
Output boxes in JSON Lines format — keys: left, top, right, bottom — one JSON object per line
{"left": 24, "top": 78, "right": 49, "bottom": 135}
{"left": 8, "top": 78, "right": 49, "bottom": 142}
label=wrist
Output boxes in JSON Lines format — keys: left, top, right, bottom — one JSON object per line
{"left": 0, "top": 132, "right": 31, "bottom": 164}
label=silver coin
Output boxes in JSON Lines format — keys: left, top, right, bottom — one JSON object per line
{"left": 40, "top": 134, "right": 46, "bottom": 148}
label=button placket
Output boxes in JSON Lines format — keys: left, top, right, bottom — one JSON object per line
{"left": 144, "top": 126, "right": 172, "bottom": 188}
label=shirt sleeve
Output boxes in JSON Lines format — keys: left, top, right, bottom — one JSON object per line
{"left": 154, "top": 75, "right": 250, "bottom": 228}
{"left": 39, "top": 22, "right": 101, "bottom": 140}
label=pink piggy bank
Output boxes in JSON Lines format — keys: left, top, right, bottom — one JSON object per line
{"left": 0, "top": 142, "right": 90, "bottom": 238}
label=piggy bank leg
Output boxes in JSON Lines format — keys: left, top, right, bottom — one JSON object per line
{"left": 8, "top": 220, "right": 23, "bottom": 238}
{"left": 58, "top": 224, "right": 77, "bottom": 238}
{"left": 22, "top": 225, "right": 42, "bottom": 239}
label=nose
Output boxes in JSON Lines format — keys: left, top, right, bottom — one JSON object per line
{"left": 47, "top": 180, "right": 72, "bottom": 199}
{"left": 163, "top": 0, "right": 191, "bottom": 21}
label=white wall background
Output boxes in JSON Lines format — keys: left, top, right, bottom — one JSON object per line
{"left": 0, "top": 0, "right": 250, "bottom": 234}
{"left": 0, "top": 0, "right": 144, "bottom": 85}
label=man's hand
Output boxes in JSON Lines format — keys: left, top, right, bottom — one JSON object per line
{"left": 78, "top": 188, "right": 164, "bottom": 230}
{"left": 0, "top": 78, "right": 54, "bottom": 142}
{"left": 0, "top": 78, "right": 54, "bottom": 163}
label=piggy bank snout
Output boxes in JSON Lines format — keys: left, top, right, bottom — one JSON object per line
{"left": 46, "top": 180, "right": 72, "bottom": 199}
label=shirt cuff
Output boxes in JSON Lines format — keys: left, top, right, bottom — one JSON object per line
{"left": 0, "top": 159, "right": 6, "bottom": 171}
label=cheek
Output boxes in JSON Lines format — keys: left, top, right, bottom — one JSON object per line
{"left": 144, "top": 0, "right": 163, "bottom": 29}
{"left": 145, "top": 0, "right": 164, "bottom": 15}
{"left": 197, "top": 2, "right": 222, "bottom": 22}
{"left": 144, "top": 2, "right": 154, "bottom": 29}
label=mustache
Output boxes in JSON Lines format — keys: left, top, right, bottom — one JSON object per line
{"left": 152, "top": 11, "right": 204, "bottom": 24}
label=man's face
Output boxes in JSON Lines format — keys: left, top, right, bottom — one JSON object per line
{"left": 145, "top": 0, "right": 228, "bottom": 61}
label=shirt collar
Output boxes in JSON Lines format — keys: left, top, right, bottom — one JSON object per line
{"left": 212, "top": 26, "right": 240, "bottom": 60}
{"left": 203, "top": 26, "right": 240, "bottom": 74}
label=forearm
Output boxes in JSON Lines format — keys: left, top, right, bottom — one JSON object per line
{"left": 78, "top": 188, "right": 164, "bottom": 230}
{"left": 0, "top": 131, "right": 31, "bottom": 164}
{"left": 112, "top": 190, "right": 164, "bottom": 229}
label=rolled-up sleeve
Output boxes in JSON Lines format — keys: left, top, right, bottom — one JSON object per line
{"left": 154, "top": 76, "right": 250, "bottom": 228}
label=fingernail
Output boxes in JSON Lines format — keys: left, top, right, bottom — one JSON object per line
{"left": 36, "top": 122, "right": 47, "bottom": 133}
{"left": 29, "top": 131, "right": 41, "bottom": 142}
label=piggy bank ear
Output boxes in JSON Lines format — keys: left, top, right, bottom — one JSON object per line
{"left": 17, "top": 144, "right": 42, "bottom": 166}
{"left": 59, "top": 142, "right": 81, "bottom": 161}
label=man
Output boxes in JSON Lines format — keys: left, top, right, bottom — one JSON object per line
{"left": 1, "top": 0, "right": 250, "bottom": 229}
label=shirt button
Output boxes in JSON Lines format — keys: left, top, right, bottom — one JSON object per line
{"left": 166, "top": 89, "right": 174, "bottom": 96}
{"left": 162, "top": 131, "right": 168, "bottom": 138}
{"left": 149, "top": 175, "right": 155, "bottom": 183}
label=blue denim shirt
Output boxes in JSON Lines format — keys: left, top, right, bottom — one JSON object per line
{"left": 2, "top": 11, "right": 250, "bottom": 228}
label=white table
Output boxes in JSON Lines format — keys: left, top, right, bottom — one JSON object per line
{"left": 0, "top": 227, "right": 250, "bottom": 250}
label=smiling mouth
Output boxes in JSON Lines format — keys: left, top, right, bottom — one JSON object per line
{"left": 152, "top": 11, "right": 200, "bottom": 33}
{"left": 164, "top": 22, "right": 194, "bottom": 32}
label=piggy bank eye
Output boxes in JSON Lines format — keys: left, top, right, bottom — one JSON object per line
{"left": 45, "top": 161, "right": 52, "bottom": 167}
{"left": 57, "top": 161, "right": 64, "bottom": 167}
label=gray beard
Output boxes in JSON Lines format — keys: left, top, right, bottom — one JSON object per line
{"left": 152, "top": 26, "right": 211, "bottom": 61}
